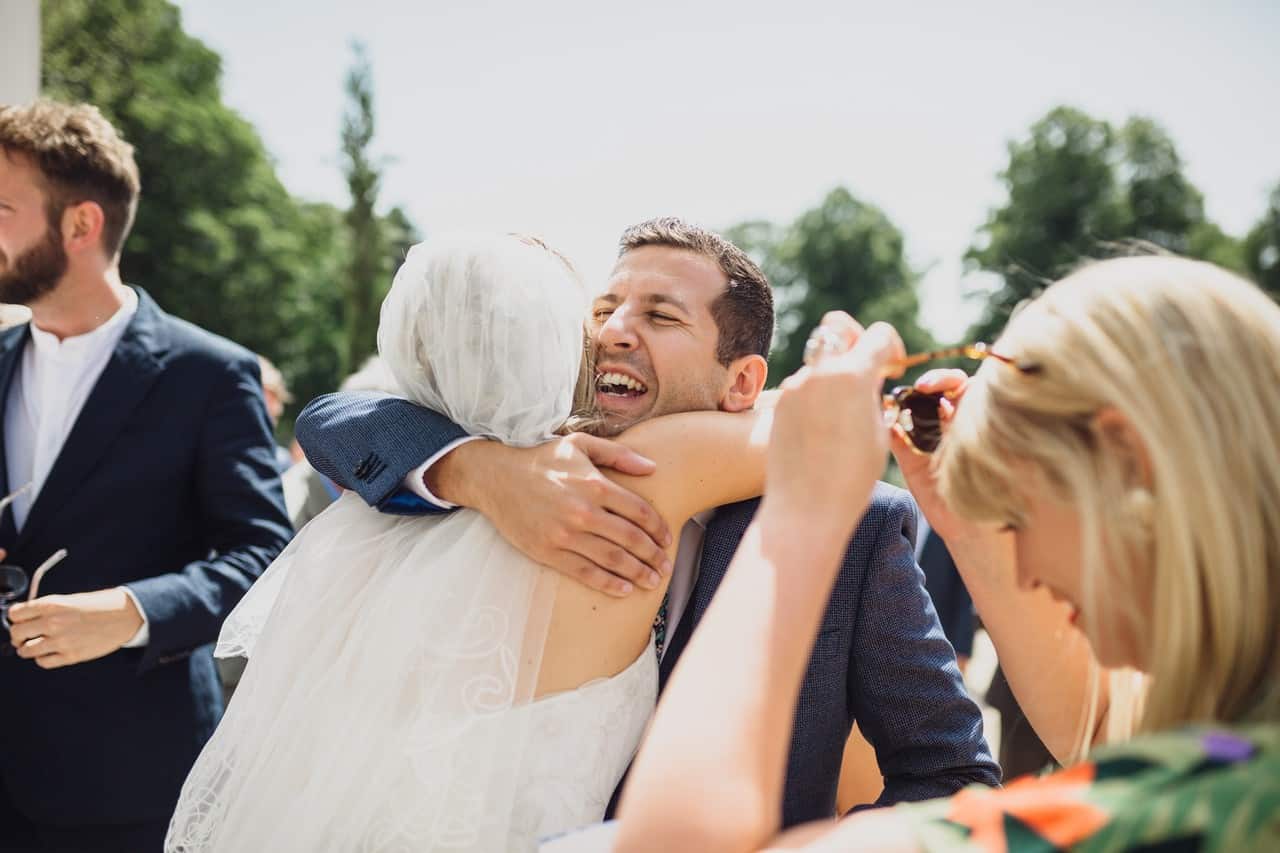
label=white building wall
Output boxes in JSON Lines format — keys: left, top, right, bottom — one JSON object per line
{"left": 0, "top": 0, "right": 41, "bottom": 106}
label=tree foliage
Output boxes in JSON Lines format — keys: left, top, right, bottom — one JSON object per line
{"left": 340, "top": 43, "right": 388, "bottom": 375}
{"left": 726, "top": 187, "right": 932, "bottom": 384}
{"left": 966, "top": 107, "right": 1247, "bottom": 341}
{"left": 40, "top": 1, "right": 417, "bottom": 434}
{"left": 1244, "top": 183, "right": 1280, "bottom": 302}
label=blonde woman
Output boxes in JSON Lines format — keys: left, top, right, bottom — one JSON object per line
{"left": 610, "top": 255, "right": 1279, "bottom": 852}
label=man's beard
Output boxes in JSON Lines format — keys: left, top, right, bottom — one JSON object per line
{"left": 0, "top": 225, "right": 68, "bottom": 306}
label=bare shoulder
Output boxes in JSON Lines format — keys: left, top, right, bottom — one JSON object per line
{"left": 606, "top": 409, "right": 771, "bottom": 526}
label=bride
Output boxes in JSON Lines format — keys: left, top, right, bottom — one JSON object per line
{"left": 165, "top": 232, "right": 771, "bottom": 851}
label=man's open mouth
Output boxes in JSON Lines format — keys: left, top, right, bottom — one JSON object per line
{"left": 595, "top": 371, "right": 649, "bottom": 398}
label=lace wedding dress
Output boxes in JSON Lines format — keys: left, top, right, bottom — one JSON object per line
{"left": 166, "top": 234, "right": 657, "bottom": 852}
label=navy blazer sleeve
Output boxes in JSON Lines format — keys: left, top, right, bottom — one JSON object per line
{"left": 126, "top": 356, "right": 292, "bottom": 672}
{"left": 294, "top": 391, "right": 469, "bottom": 514}
{"left": 849, "top": 489, "right": 1000, "bottom": 804}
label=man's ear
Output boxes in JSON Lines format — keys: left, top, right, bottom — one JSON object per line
{"left": 61, "top": 201, "right": 107, "bottom": 256}
{"left": 1092, "top": 407, "right": 1153, "bottom": 489}
{"left": 721, "top": 354, "right": 768, "bottom": 412}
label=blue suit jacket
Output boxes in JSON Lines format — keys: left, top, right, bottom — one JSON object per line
{"left": 0, "top": 289, "right": 291, "bottom": 827}
{"left": 297, "top": 393, "right": 999, "bottom": 824}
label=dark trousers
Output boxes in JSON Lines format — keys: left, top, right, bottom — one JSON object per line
{"left": 0, "top": 781, "right": 166, "bottom": 853}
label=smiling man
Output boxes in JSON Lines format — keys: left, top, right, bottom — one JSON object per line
{"left": 295, "top": 218, "right": 998, "bottom": 824}
{"left": 588, "top": 240, "right": 770, "bottom": 437}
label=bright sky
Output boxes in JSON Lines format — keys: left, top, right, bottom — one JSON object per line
{"left": 175, "top": 0, "right": 1279, "bottom": 340}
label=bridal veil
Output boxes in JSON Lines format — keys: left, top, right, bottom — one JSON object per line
{"left": 167, "top": 233, "right": 589, "bottom": 851}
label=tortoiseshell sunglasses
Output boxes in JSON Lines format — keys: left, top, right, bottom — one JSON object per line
{"left": 885, "top": 343, "right": 1040, "bottom": 455}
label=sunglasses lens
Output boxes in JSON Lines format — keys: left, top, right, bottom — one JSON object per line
{"left": 0, "top": 565, "right": 27, "bottom": 601}
{"left": 893, "top": 388, "right": 945, "bottom": 453}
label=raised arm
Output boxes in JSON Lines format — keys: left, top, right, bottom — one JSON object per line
{"left": 893, "top": 372, "right": 1106, "bottom": 764}
{"left": 294, "top": 391, "right": 673, "bottom": 595}
{"left": 615, "top": 324, "right": 905, "bottom": 853}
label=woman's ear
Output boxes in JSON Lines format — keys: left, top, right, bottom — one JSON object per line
{"left": 1092, "top": 407, "right": 1153, "bottom": 489}
{"left": 722, "top": 354, "right": 768, "bottom": 413}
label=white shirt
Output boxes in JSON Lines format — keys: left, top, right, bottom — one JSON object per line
{"left": 3, "top": 287, "right": 150, "bottom": 646}
{"left": 406, "top": 454, "right": 710, "bottom": 661}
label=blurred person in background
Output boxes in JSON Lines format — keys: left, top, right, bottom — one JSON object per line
{"left": 608, "top": 256, "right": 1279, "bottom": 852}
{"left": 256, "top": 353, "right": 294, "bottom": 473}
{"left": 282, "top": 354, "right": 398, "bottom": 529}
{"left": 0, "top": 100, "right": 290, "bottom": 853}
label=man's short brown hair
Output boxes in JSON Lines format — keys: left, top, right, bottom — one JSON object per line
{"left": 0, "top": 100, "right": 141, "bottom": 258}
{"left": 619, "top": 217, "right": 773, "bottom": 366}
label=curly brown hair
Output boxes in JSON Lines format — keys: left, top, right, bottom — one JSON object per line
{"left": 0, "top": 100, "right": 140, "bottom": 258}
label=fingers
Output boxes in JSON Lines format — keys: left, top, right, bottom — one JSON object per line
{"left": 586, "top": 508, "right": 671, "bottom": 583}
{"left": 10, "top": 621, "right": 73, "bottom": 668}
{"left": 594, "top": 477, "right": 673, "bottom": 551}
{"left": 8, "top": 614, "right": 50, "bottom": 647}
{"left": 574, "top": 434, "right": 658, "bottom": 478}
{"left": 888, "top": 424, "right": 925, "bottom": 468}
{"left": 915, "top": 368, "right": 968, "bottom": 395}
{"left": 558, "top": 557, "right": 637, "bottom": 598}
{"left": 830, "top": 321, "right": 905, "bottom": 375}
{"left": 5, "top": 599, "right": 47, "bottom": 624}
{"left": 568, "top": 530, "right": 663, "bottom": 592}
{"left": 15, "top": 633, "right": 55, "bottom": 659}
{"left": 819, "top": 311, "right": 863, "bottom": 349}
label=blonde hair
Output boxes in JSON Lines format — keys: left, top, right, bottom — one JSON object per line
{"left": 938, "top": 256, "right": 1280, "bottom": 754}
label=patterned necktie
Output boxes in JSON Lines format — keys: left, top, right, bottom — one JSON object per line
{"left": 652, "top": 592, "right": 669, "bottom": 660}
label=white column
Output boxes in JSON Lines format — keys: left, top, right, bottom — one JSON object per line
{"left": 0, "top": 0, "right": 41, "bottom": 106}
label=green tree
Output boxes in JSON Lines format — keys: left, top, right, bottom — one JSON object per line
{"left": 1244, "top": 183, "right": 1280, "bottom": 302}
{"left": 727, "top": 187, "right": 932, "bottom": 383}
{"left": 40, "top": 0, "right": 348, "bottom": 434}
{"left": 339, "top": 42, "right": 389, "bottom": 375}
{"left": 967, "top": 107, "right": 1246, "bottom": 341}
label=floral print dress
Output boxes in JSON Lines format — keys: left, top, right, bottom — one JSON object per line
{"left": 905, "top": 723, "right": 1279, "bottom": 852}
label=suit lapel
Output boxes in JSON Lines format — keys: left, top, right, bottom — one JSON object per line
{"left": 657, "top": 498, "right": 760, "bottom": 687}
{"left": 14, "top": 289, "right": 169, "bottom": 549}
{"left": 0, "top": 325, "right": 29, "bottom": 543}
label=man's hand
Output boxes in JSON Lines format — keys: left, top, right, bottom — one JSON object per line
{"left": 7, "top": 588, "right": 143, "bottom": 669}
{"left": 428, "top": 434, "right": 673, "bottom": 596}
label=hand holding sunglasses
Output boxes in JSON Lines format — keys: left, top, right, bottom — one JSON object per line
{"left": 804, "top": 320, "right": 1036, "bottom": 454}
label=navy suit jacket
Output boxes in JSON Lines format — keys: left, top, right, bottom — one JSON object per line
{"left": 297, "top": 392, "right": 999, "bottom": 824}
{"left": 0, "top": 289, "right": 291, "bottom": 827}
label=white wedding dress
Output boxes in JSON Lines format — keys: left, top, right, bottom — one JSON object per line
{"left": 166, "top": 234, "right": 658, "bottom": 852}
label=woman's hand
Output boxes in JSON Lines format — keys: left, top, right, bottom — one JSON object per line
{"left": 767, "top": 322, "right": 905, "bottom": 533}
{"left": 888, "top": 368, "right": 980, "bottom": 544}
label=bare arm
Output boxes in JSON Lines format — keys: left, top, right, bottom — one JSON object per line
{"left": 606, "top": 407, "right": 773, "bottom": 530}
{"left": 295, "top": 392, "right": 673, "bottom": 595}
{"left": 912, "top": 521, "right": 1105, "bottom": 762}
{"left": 893, "top": 371, "right": 1107, "bottom": 763}
{"left": 615, "top": 325, "right": 904, "bottom": 853}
